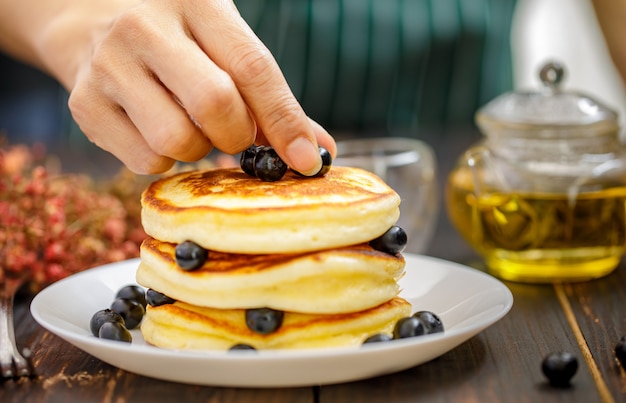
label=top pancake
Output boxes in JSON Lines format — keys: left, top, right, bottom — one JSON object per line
{"left": 141, "top": 166, "right": 400, "bottom": 254}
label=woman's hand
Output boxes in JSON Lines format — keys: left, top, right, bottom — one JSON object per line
{"left": 3, "top": 0, "right": 335, "bottom": 174}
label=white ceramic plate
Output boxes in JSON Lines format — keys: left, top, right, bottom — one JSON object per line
{"left": 31, "top": 254, "right": 513, "bottom": 387}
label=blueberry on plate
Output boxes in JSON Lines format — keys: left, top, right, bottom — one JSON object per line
{"left": 363, "top": 333, "right": 393, "bottom": 344}
{"left": 146, "top": 289, "right": 176, "bottom": 307}
{"left": 98, "top": 321, "right": 132, "bottom": 343}
{"left": 116, "top": 284, "right": 147, "bottom": 308}
{"left": 110, "top": 298, "right": 145, "bottom": 330}
{"left": 393, "top": 316, "right": 426, "bottom": 339}
{"left": 89, "top": 309, "right": 124, "bottom": 337}
{"left": 413, "top": 311, "right": 444, "bottom": 334}
{"left": 229, "top": 344, "right": 257, "bottom": 351}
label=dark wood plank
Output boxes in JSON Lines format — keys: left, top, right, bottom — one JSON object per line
{"left": 319, "top": 271, "right": 602, "bottom": 402}
{"left": 562, "top": 262, "right": 626, "bottom": 402}
{"left": 1, "top": 297, "right": 313, "bottom": 403}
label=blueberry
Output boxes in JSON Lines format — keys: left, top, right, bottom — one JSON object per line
{"left": 175, "top": 240, "right": 208, "bottom": 270}
{"left": 316, "top": 146, "right": 333, "bottom": 176}
{"left": 393, "top": 316, "right": 426, "bottom": 339}
{"left": 245, "top": 308, "right": 284, "bottom": 334}
{"left": 146, "top": 289, "right": 176, "bottom": 307}
{"left": 369, "top": 226, "right": 408, "bottom": 254}
{"left": 110, "top": 298, "right": 145, "bottom": 330}
{"left": 98, "top": 321, "right": 132, "bottom": 343}
{"left": 116, "top": 285, "right": 147, "bottom": 308}
{"left": 240, "top": 145, "right": 262, "bottom": 177}
{"left": 614, "top": 336, "right": 626, "bottom": 368}
{"left": 293, "top": 146, "right": 333, "bottom": 177}
{"left": 229, "top": 343, "right": 257, "bottom": 351}
{"left": 89, "top": 309, "right": 124, "bottom": 337}
{"left": 363, "top": 333, "right": 393, "bottom": 344}
{"left": 413, "top": 311, "right": 444, "bottom": 334}
{"left": 253, "top": 147, "right": 288, "bottom": 182}
{"left": 541, "top": 352, "right": 578, "bottom": 386}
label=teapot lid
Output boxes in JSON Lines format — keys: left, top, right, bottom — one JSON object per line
{"left": 476, "top": 61, "right": 619, "bottom": 134}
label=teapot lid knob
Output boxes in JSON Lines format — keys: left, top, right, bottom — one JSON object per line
{"left": 539, "top": 61, "right": 565, "bottom": 91}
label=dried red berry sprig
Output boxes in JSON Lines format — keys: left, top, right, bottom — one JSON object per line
{"left": 0, "top": 143, "right": 141, "bottom": 293}
{"left": 0, "top": 142, "right": 239, "bottom": 293}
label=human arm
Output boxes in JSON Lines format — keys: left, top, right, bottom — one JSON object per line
{"left": 592, "top": 0, "right": 626, "bottom": 86}
{"left": 0, "top": 0, "right": 335, "bottom": 174}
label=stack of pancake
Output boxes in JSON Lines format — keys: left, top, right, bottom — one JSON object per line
{"left": 136, "top": 166, "right": 411, "bottom": 350}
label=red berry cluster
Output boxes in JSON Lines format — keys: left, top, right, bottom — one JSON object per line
{"left": 0, "top": 144, "right": 142, "bottom": 293}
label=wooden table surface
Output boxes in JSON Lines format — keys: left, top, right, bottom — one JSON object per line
{"left": 3, "top": 136, "right": 626, "bottom": 402}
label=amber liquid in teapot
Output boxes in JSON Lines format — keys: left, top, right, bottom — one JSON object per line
{"left": 447, "top": 167, "right": 626, "bottom": 282}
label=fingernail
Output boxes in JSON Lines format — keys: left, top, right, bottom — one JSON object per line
{"left": 286, "top": 137, "right": 322, "bottom": 176}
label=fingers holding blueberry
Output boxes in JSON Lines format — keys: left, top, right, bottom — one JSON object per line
{"left": 240, "top": 144, "right": 332, "bottom": 181}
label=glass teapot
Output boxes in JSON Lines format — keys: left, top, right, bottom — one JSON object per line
{"left": 446, "top": 61, "right": 626, "bottom": 283}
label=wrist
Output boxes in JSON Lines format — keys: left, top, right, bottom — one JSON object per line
{"left": 36, "top": 0, "right": 139, "bottom": 90}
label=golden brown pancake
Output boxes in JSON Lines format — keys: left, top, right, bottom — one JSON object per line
{"left": 136, "top": 237, "right": 405, "bottom": 314}
{"left": 140, "top": 166, "right": 400, "bottom": 254}
{"left": 140, "top": 297, "right": 412, "bottom": 350}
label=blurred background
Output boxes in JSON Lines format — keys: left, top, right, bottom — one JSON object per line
{"left": 512, "top": 0, "right": 626, "bottom": 138}
{"left": 1, "top": 0, "right": 625, "bottom": 259}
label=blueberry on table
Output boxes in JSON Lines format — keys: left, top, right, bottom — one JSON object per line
{"left": 245, "top": 308, "right": 284, "bottom": 334}
{"left": 253, "top": 146, "right": 288, "bottom": 182}
{"left": 369, "top": 226, "right": 408, "bottom": 255}
{"left": 98, "top": 321, "right": 132, "bottom": 343}
{"left": 146, "top": 289, "right": 176, "bottom": 307}
{"left": 413, "top": 311, "right": 444, "bottom": 334}
{"left": 615, "top": 336, "right": 626, "bottom": 368}
{"left": 116, "top": 285, "right": 147, "bottom": 308}
{"left": 363, "top": 333, "right": 393, "bottom": 344}
{"left": 110, "top": 298, "right": 145, "bottom": 330}
{"left": 541, "top": 352, "right": 578, "bottom": 387}
{"left": 175, "top": 240, "right": 208, "bottom": 270}
{"left": 89, "top": 309, "right": 124, "bottom": 337}
{"left": 393, "top": 316, "right": 426, "bottom": 339}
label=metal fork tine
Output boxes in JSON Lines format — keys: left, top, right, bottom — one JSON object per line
{"left": 1, "top": 358, "right": 14, "bottom": 379}
{"left": 1, "top": 275, "right": 34, "bottom": 380}
{"left": 13, "top": 349, "right": 30, "bottom": 378}
{"left": 0, "top": 300, "right": 17, "bottom": 379}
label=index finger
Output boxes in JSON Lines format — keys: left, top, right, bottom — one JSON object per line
{"left": 185, "top": 1, "right": 328, "bottom": 176}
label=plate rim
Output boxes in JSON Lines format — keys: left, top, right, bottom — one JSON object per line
{"left": 30, "top": 254, "right": 513, "bottom": 386}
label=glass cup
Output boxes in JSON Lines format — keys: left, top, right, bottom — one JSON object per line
{"left": 333, "top": 137, "right": 438, "bottom": 254}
